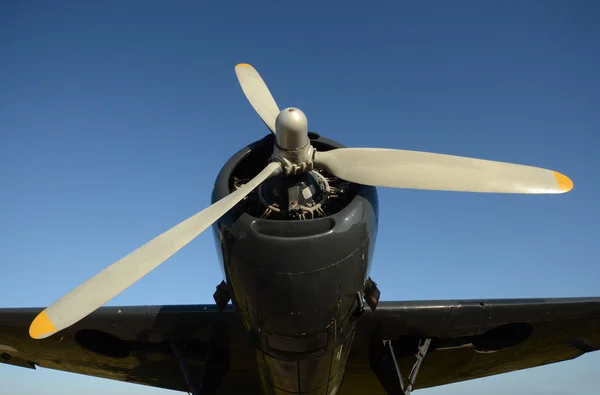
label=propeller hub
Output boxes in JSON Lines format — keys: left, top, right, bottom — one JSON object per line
{"left": 276, "top": 107, "right": 308, "bottom": 151}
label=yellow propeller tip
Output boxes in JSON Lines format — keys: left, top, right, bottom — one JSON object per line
{"left": 553, "top": 171, "right": 574, "bottom": 193}
{"left": 235, "top": 63, "right": 252, "bottom": 68}
{"left": 29, "top": 310, "right": 57, "bottom": 339}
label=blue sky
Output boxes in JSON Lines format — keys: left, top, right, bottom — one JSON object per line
{"left": 1, "top": 1, "right": 599, "bottom": 394}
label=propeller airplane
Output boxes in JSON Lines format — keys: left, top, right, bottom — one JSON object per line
{"left": 1, "top": 64, "right": 597, "bottom": 395}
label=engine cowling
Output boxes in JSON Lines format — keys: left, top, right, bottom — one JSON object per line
{"left": 210, "top": 132, "right": 379, "bottom": 394}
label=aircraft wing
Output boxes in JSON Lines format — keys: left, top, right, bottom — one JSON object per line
{"left": 1, "top": 298, "right": 599, "bottom": 394}
{"left": 342, "top": 297, "right": 600, "bottom": 394}
{"left": 0, "top": 304, "right": 259, "bottom": 394}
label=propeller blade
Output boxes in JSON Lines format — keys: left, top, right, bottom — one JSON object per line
{"left": 29, "top": 162, "right": 283, "bottom": 340}
{"left": 314, "top": 148, "right": 573, "bottom": 194}
{"left": 235, "top": 63, "right": 280, "bottom": 134}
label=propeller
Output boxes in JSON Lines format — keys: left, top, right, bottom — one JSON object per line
{"left": 313, "top": 148, "right": 573, "bottom": 194}
{"left": 29, "top": 161, "right": 282, "bottom": 339}
{"left": 235, "top": 63, "right": 280, "bottom": 135}
{"left": 30, "top": 63, "right": 573, "bottom": 340}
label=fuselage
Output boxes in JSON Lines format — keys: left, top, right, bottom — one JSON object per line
{"left": 211, "top": 133, "right": 379, "bottom": 395}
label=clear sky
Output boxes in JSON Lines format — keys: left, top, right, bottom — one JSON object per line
{"left": 1, "top": 1, "right": 599, "bottom": 394}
